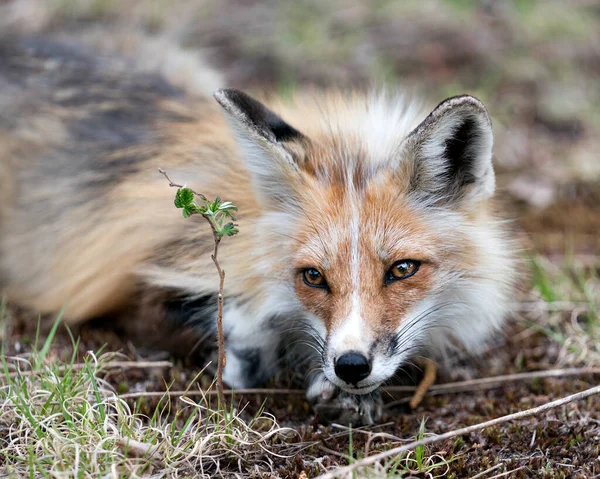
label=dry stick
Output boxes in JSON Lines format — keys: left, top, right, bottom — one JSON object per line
{"left": 384, "top": 366, "right": 600, "bottom": 396}
{"left": 116, "top": 366, "right": 600, "bottom": 401}
{"left": 314, "top": 384, "right": 600, "bottom": 479}
{"left": 511, "top": 301, "right": 591, "bottom": 312}
{"left": 470, "top": 463, "right": 504, "bottom": 479}
{"left": 119, "top": 388, "right": 302, "bottom": 400}
{"left": 488, "top": 466, "right": 527, "bottom": 479}
{"left": 158, "top": 168, "right": 227, "bottom": 407}
{"left": 408, "top": 358, "right": 437, "bottom": 409}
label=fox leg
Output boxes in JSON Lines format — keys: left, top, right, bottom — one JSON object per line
{"left": 160, "top": 293, "right": 281, "bottom": 389}
{"left": 220, "top": 305, "right": 281, "bottom": 389}
{"left": 306, "top": 371, "right": 383, "bottom": 426}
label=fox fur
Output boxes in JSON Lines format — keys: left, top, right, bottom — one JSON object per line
{"left": 0, "top": 29, "right": 517, "bottom": 424}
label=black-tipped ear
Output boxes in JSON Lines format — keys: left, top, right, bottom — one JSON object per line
{"left": 214, "top": 88, "right": 307, "bottom": 209}
{"left": 402, "top": 95, "right": 495, "bottom": 205}
{"left": 214, "top": 88, "right": 303, "bottom": 143}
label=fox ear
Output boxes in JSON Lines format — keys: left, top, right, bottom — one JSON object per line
{"left": 401, "top": 95, "right": 495, "bottom": 206}
{"left": 214, "top": 88, "right": 305, "bottom": 207}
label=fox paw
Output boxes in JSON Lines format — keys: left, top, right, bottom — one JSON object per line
{"left": 307, "top": 375, "right": 382, "bottom": 426}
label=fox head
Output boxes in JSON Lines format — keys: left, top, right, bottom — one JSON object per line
{"left": 214, "top": 89, "right": 514, "bottom": 394}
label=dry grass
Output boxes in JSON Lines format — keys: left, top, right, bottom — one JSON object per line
{"left": 527, "top": 256, "right": 600, "bottom": 368}
{"left": 0, "top": 309, "right": 466, "bottom": 477}
{"left": 0, "top": 313, "right": 308, "bottom": 478}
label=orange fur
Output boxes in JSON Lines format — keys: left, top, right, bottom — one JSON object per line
{"left": 0, "top": 35, "right": 517, "bottom": 411}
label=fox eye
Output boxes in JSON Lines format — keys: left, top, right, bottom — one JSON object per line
{"left": 385, "top": 260, "right": 421, "bottom": 284}
{"left": 303, "top": 268, "right": 327, "bottom": 289}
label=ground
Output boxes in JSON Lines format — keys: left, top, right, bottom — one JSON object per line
{"left": 2, "top": 1, "right": 600, "bottom": 477}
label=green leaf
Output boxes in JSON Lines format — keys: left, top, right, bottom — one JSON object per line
{"left": 220, "top": 222, "right": 239, "bottom": 237}
{"left": 219, "top": 201, "right": 238, "bottom": 219}
{"left": 174, "top": 188, "right": 195, "bottom": 209}
{"left": 209, "top": 196, "right": 222, "bottom": 212}
{"left": 182, "top": 206, "right": 195, "bottom": 218}
{"left": 197, "top": 204, "right": 208, "bottom": 214}
{"left": 218, "top": 201, "right": 238, "bottom": 212}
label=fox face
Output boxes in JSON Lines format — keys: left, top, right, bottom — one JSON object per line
{"left": 290, "top": 181, "right": 441, "bottom": 394}
{"left": 215, "top": 89, "right": 514, "bottom": 396}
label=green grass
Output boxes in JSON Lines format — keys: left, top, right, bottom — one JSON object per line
{"left": 529, "top": 255, "right": 600, "bottom": 366}
{"left": 0, "top": 309, "right": 303, "bottom": 478}
{"left": 347, "top": 417, "right": 456, "bottom": 478}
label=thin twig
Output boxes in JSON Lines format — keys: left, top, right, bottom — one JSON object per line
{"left": 384, "top": 366, "right": 600, "bottom": 405}
{"left": 314, "top": 384, "right": 600, "bottom": 479}
{"left": 211, "top": 236, "right": 227, "bottom": 407}
{"left": 158, "top": 168, "right": 227, "bottom": 407}
{"left": 157, "top": 168, "right": 206, "bottom": 200}
{"left": 318, "top": 444, "right": 349, "bottom": 459}
{"left": 511, "top": 301, "right": 590, "bottom": 312}
{"left": 488, "top": 466, "right": 527, "bottom": 478}
{"left": 118, "top": 388, "right": 303, "bottom": 400}
{"left": 470, "top": 463, "right": 504, "bottom": 479}
{"left": 116, "top": 366, "right": 600, "bottom": 401}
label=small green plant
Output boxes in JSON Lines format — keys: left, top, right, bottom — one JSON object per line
{"left": 172, "top": 186, "right": 239, "bottom": 237}
{"left": 528, "top": 255, "right": 600, "bottom": 366}
{"left": 159, "top": 168, "right": 239, "bottom": 407}
{"left": 414, "top": 418, "right": 427, "bottom": 471}
{"left": 531, "top": 256, "right": 557, "bottom": 302}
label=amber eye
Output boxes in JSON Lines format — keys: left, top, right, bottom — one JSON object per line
{"left": 385, "top": 260, "right": 421, "bottom": 284}
{"left": 303, "top": 268, "right": 327, "bottom": 289}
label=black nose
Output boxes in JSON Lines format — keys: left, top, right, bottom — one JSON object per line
{"left": 334, "top": 352, "right": 371, "bottom": 384}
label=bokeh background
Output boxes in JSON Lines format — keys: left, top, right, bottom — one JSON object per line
{"left": 11, "top": 0, "right": 599, "bottom": 253}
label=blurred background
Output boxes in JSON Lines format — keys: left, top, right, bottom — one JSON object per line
{"left": 8, "top": 0, "right": 599, "bottom": 257}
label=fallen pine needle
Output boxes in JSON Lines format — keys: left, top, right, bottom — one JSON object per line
{"left": 314, "top": 383, "right": 600, "bottom": 479}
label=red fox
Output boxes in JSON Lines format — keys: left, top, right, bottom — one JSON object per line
{"left": 0, "top": 32, "right": 516, "bottom": 424}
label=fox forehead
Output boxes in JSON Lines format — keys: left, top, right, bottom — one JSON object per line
{"left": 292, "top": 172, "right": 439, "bottom": 271}
{"left": 289, "top": 133, "right": 479, "bottom": 270}
{"left": 290, "top": 175, "right": 427, "bottom": 331}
